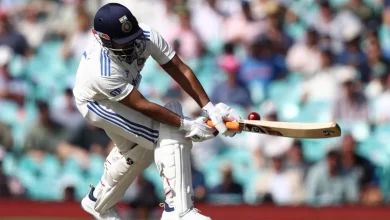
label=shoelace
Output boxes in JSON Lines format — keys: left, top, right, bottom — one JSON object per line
{"left": 190, "top": 208, "right": 202, "bottom": 214}
{"left": 159, "top": 203, "right": 203, "bottom": 216}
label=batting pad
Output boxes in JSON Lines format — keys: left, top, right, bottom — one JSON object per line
{"left": 155, "top": 101, "right": 194, "bottom": 216}
{"left": 94, "top": 146, "right": 153, "bottom": 213}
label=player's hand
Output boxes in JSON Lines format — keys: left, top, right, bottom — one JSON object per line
{"left": 202, "top": 102, "right": 228, "bottom": 135}
{"left": 179, "top": 117, "right": 216, "bottom": 142}
{"left": 215, "top": 103, "right": 242, "bottom": 137}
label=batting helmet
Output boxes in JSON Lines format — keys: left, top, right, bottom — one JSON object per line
{"left": 93, "top": 3, "right": 146, "bottom": 63}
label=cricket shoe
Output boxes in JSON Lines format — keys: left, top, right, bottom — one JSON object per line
{"left": 180, "top": 208, "right": 211, "bottom": 220}
{"left": 81, "top": 185, "right": 122, "bottom": 220}
{"left": 159, "top": 202, "right": 211, "bottom": 220}
{"left": 160, "top": 202, "right": 179, "bottom": 220}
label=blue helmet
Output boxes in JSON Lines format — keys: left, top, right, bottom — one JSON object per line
{"left": 93, "top": 3, "right": 146, "bottom": 63}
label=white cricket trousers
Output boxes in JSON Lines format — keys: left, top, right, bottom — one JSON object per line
{"left": 76, "top": 99, "right": 160, "bottom": 212}
{"left": 76, "top": 99, "right": 160, "bottom": 152}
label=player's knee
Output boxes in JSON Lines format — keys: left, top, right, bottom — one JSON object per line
{"left": 155, "top": 144, "right": 176, "bottom": 176}
{"left": 105, "top": 146, "right": 153, "bottom": 185}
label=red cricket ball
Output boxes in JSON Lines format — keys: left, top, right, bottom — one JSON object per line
{"left": 248, "top": 112, "right": 261, "bottom": 120}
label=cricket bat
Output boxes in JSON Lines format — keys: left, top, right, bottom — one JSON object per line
{"left": 206, "top": 120, "right": 341, "bottom": 139}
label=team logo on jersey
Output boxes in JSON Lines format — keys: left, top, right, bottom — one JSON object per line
{"left": 125, "top": 70, "right": 129, "bottom": 78}
{"left": 110, "top": 88, "right": 122, "bottom": 97}
{"left": 132, "top": 74, "right": 142, "bottom": 87}
{"left": 137, "top": 58, "right": 146, "bottom": 66}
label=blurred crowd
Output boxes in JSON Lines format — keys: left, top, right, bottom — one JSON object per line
{"left": 1, "top": 0, "right": 390, "bottom": 218}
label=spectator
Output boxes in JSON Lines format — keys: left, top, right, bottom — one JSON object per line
{"left": 0, "top": 147, "right": 25, "bottom": 198}
{"left": 250, "top": 0, "right": 281, "bottom": 21}
{"left": 310, "top": 0, "right": 336, "bottom": 38}
{"left": 247, "top": 101, "right": 294, "bottom": 168}
{"left": 364, "top": 33, "right": 389, "bottom": 98}
{"left": 47, "top": 0, "right": 98, "bottom": 38}
{"left": 239, "top": 36, "right": 278, "bottom": 89}
{"left": 286, "top": 27, "right": 322, "bottom": 78}
{"left": 379, "top": 7, "right": 390, "bottom": 60}
{"left": 301, "top": 48, "right": 341, "bottom": 103}
{"left": 211, "top": 43, "right": 253, "bottom": 108}
{"left": 340, "top": 134, "right": 382, "bottom": 205}
{"left": 283, "top": 8, "right": 306, "bottom": 41}
{"left": 313, "top": 1, "right": 363, "bottom": 53}
{"left": 337, "top": 36, "right": 370, "bottom": 83}
{"left": 285, "top": 140, "right": 311, "bottom": 179}
{"left": 51, "top": 88, "right": 84, "bottom": 130}
{"left": 223, "top": 0, "right": 267, "bottom": 46}
{"left": 66, "top": 121, "right": 111, "bottom": 155}
{"left": 0, "top": 9, "right": 29, "bottom": 56}
{"left": 164, "top": 6, "right": 203, "bottom": 60}
{"left": 16, "top": 3, "right": 46, "bottom": 50}
{"left": 191, "top": 160, "right": 207, "bottom": 203}
{"left": 343, "top": 0, "right": 375, "bottom": 23}
{"left": 375, "top": 75, "right": 390, "bottom": 124}
{"left": 0, "top": 122, "right": 12, "bottom": 151}
{"left": 209, "top": 161, "right": 243, "bottom": 198}
{"left": 24, "top": 100, "right": 68, "bottom": 154}
{"left": 126, "top": 174, "right": 159, "bottom": 220}
{"left": 63, "top": 186, "right": 76, "bottom": 202}
{"left": 0, "top": 45, "right": 28, "bottom": 108}
{"left": 61, "top": 9, "right": 93, "bottom": 60}
{"left": 116, "top": 0, "right": 179, "bottom": 37}
{"left": 58, "top": 122, "right": 111, "bottom": 166}
{"left": 305, "top": 148, "right": 359, "bottom": 206}
{"left": 265, "top": 8, "right": 294, "bottom": 56}
{"left": 191, "top": 0, "right": 226, "bottom": 44}
{"left": 332, "top": 68, "right": 370, "bottom": 123}
{"left": 256, "top": 145, "right": 305, "bottom": 206}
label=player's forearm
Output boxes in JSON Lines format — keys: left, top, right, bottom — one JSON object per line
{"left": 162, "top": 55, "right": 210, "bottom": 108}
{"left": 136, "top": 101, "right": 182, "bottom": 128}
{"left": 119, "top": 89, "right": 182, "bottom": 128}
{"left": 180, "top": 68, "right": 210, "bottom": 108}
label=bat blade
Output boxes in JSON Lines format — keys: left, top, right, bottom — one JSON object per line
{"left": 207, "top": 120, "right": 341, "bottom": 139}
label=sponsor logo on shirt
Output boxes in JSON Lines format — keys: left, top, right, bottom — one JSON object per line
{"left": 132, "top": 74, "right": 142, "bottom": 87}
{"left": 110, "top": 88, "right": 122, "bottom": 97}
{"left": 137, "top": 58, "right": 146, "bottom": 66}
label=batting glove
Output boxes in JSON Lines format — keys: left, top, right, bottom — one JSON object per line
{"left": 215, "top": 103, "right": 242, "bottom": 137}
{"left": 179, "top": 116, "right": 216, "bottom": 142}
{"left": 202, "top": 102, "right": 228, "bottom": 135}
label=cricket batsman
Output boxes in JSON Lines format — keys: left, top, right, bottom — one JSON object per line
{"left": 72, "top": 3, "right": 241, "bottom": 220}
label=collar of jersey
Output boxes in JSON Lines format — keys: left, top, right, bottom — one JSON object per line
{"left": 104, "top": 49, "right": 121, "bottom": 63}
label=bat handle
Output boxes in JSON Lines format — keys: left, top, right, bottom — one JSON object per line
{"left": 206, "top": 120, "right": 240, "bottom": 131}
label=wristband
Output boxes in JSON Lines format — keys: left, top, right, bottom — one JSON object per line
{"left": 202, "top": 102, "right": 215, "bottom": 115}
{"left": 179, "top": 117, "right": 184, "bottom": 130}
{"left": 179, "top": 117, "right": 191, "bottom": 131}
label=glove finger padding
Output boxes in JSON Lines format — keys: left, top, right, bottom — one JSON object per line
{"left": 209, "top": 113, "right": 227, "bottom": 135}
{"left": 185, "top": 117, "right": 216, "bottom": 142}
{"left": 215, "top": 103, "right": 243, "bottom": 137}
{"left": 202, "top": 102, "right": 228, "bottom": 135}
{"left": 185, "top": 128, "right": 216, "bottom": 142}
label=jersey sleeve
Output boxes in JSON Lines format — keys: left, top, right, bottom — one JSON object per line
{"left": 149, "top": 28, "right": 176, "bottom": 65}
{"left": 94, "top": 68, "right": 134, "bottom": 102}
